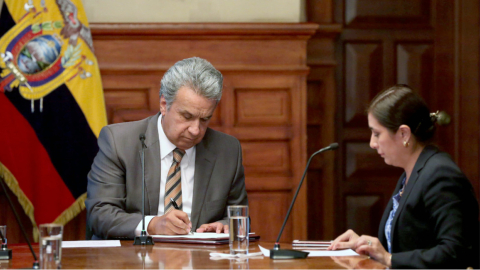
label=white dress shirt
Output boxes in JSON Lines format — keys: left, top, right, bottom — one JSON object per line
{"left": 135, "top": 115, "right": 196, "bottom": 235}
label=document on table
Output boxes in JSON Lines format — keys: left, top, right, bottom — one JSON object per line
{"left": 151, "top": 232, "right": 229, "bottom": 239}
{"left": 258, "top": 245, "right": 359, "bottom": 257}
{"left": 62, "top": 240, "right": 121, "bottom": 248}
{"left": 152, "top": 232, "right": 260, "bottom": 245}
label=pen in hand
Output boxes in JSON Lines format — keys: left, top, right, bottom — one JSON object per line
{"left": 170, "top": 197, "right": 180, "bottom": 210}
{"left": 170, "top": 198, "right": 194, "bottom": 235}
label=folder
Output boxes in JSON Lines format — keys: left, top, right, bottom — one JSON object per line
{"left": 152, "top": 232, "right": 260, "bottom": 245}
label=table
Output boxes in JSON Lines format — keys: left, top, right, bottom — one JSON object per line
{"left": 1, "top": 241, "right": 386, "bottom": 269}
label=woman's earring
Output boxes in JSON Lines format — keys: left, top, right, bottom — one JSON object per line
{"left": 403, "top": 141, "right": 409, "bottom": 147}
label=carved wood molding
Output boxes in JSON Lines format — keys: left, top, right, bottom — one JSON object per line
{"left": 90, "top": 23, "right": 324, "bottom": 76}
{"left": 90, "top": 23, "right": 320, "bottom": 39}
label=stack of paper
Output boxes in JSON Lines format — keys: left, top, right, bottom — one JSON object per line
{"left": 292, "top": 240, "right": 332, "bottom": 250}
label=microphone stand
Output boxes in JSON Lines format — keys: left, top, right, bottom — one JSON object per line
{"left": 134, "top": 134, "right": 154, "bottom": 245}
{"left": 0, "top": 176, "right": 39, "bottom": 268}
{"left": 270, "top": 143, "right": 339, "bottom": 259}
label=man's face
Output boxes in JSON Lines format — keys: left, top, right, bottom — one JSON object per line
{"left": 160, "top": 86, "right": 217, "bottom": 150}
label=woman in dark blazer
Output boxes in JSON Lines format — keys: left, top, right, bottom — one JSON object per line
{"left": 328, "top": 85, "right": 479, "bottom": 269}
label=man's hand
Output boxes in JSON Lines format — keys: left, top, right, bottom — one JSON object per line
{"left": 147, "top": 210, "right": 192, "bottom": 235}
{"left": 196, "top": 222, "right": 228, "bottom": 233}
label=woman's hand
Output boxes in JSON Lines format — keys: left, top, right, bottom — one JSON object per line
{"left": 328, "top": 231, "right": 392, "bottom": 267}
{"left": 354, "top": 235, "right": 391, "bottom": 267}
{"left": 328, "top": 229, "right": 360, "bottom": 250}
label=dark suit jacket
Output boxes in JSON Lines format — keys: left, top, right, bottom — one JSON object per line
{"left": 378, "top": 145, "right": 479, "bottom": 269}
{"left": 85, "top": 113, "right": 248, "bottom": 239}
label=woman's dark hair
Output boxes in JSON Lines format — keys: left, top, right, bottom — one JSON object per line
{"left": 368, "top": 84, "right": 437, "bottom": 143}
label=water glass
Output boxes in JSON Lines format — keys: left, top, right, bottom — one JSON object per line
{"left": 228, "top": 205, "right": 249, "bottom": 255}
{"left": 39, "top": 224, "right": 63, "bottom": 269}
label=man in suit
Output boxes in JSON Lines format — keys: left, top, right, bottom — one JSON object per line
{"left": 86, "top": 57, "right": 248, "bottom": 239}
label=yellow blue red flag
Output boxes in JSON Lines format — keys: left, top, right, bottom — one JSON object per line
{"left": 0, "top": 0, "right": 107, "bottom": 240}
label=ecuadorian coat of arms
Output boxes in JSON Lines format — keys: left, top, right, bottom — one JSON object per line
{"left": 1, "top": 0, "right": 100, "bottom": 113}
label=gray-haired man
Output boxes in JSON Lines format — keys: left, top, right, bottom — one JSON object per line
{"left": 86, "top": 57, "right": 248, "bottom": 239}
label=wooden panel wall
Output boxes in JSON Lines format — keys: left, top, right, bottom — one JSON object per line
{"left": 305, "top": 0, "right": 342, "bottom": 240}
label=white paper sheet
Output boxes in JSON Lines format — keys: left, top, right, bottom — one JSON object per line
{"left": 62, "top": 240, "right": 121, "bottom": 248}
{"left": 258, "top": 245, "right": 359, "bottom": 257}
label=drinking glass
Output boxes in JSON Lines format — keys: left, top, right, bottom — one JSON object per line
{"left": 228, "top": 205, "right": 249, "bottom": 255}
{"left": 39, "top": 224, "right": 63, "bottom": 269}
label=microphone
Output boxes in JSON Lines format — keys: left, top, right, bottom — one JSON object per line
{"left": 270, "top": 142, "right": 339, "bottom": 259}
{"left": 134, "top": 134, "right": 154, "bottom": 245}
{"left": 0, "top": 176, "right": 39, "bottom": 268}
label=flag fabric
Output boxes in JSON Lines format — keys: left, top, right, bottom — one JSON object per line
{"left": 0, "top": 0, "right": 107, "bottom": 240}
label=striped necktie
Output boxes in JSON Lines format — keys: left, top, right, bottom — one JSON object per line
{"left": 164, "top": 148, "right": 186, "bottom": 214}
